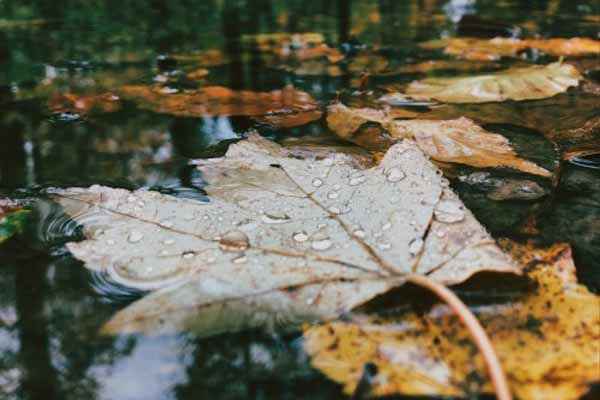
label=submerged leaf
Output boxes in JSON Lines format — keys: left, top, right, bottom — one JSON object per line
{"left": 404, "top": 62, "right": 581, "bottom": 103}
{"left": 51, "top": 134, "right": 519, "bottom": 337}
{"left": 119, "top": 85, "right": 319, "bottom": 117}
{"left": 304, "top": 242, "right": 600, "bottom": 399}
{"left": 421, "top": 37, "right": 600, "bottom": 61}
{"left": 326, "top": 103, "right": 551, "bottom": 177}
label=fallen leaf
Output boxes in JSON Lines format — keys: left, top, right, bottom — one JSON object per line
{"left": 326, "top": 103, "right": 551, "bottom": 177}
{"left": 119, "top": 85, "right": 319, "bottom": 117}
{"left": 0, "top": 199, "right": 29, "bottom": 244}
{"left": 421, "top": 37, "right": 600, "bottom": 61}
{"left": 404, "top": 62, "right": 581, "bottom": 103}
{"left": 252, "top": 110, "right": 323, "bottom": 129}
{"left": 395, "top": 59, "right": 502, "bottom": 74}
{"left": 304, "top": 242, "right": 600, "bottom": 399}
{"left": 51, "top": 134, "right": 519, "bottom": 337}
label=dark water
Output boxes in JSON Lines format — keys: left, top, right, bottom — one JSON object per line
{"left": 1, "top": 1, "right": 599, "bottom": 399}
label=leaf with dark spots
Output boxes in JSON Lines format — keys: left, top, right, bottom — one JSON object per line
{"left": 304, "top": 242, "right": 600, "bottom": 400}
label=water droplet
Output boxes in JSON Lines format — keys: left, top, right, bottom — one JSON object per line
{"left": 161, "top": 220, "right": 174, "bottom": 228}
{"left": 293, "top": 231, "right": 309, "bottom": 242}
{"left": 233, "top": 255, "right": 247, "bottom": 264}
{"left": 219, "top": 230, "right": 250, "bottom": 252}
{"left": 107, "top": 239, "right": 115, "bottom": 246}
{"left": 323, "top": 157, "right": 334, "bottom": 166}
{"left": 329, "top": 206, "right": 341, "bottom": 214}
{"left": 409, "top": 238, "right": 424, "bottom": 256}
{"left": 128, "top": 230, "right": 144, "bottom": 243}
{"left": 434, "top": 199, "right": 465, "bottom": 223}
{"left": 163, "top": 239, "right": 175, "bottom": 245}
{"left": 327, "top": 191, "right": 339, "bottom": 199}
{"left": 183, "top": 252, "right": 195, "bottom": 259}
{"left": 385, "top": 167, "right": 406, "bottom": 182}
{"left": 353, "top": 229, "right": 366, "bottom": 238}
{"left": 312, "top": 178, "right": 323, "bottom": 187}
{"left": 311, "top": 239, "right": 332, "bottom": 251}
{"left": 382, "top": 222, "right": 392, "bottom": 231}
{"left": 261, "top": 212, "right": 291, "bottom": 224}
{"left": 349, "top": 174, "right": 366, "bottom": 186}
{"left": 127, "top": 195, "right": 137, "bottom": 203}
{"left": 159, "top": 250, "right": 170, "bottom": 256}
{"left": 378, "top": 241, "right": 391, "bottom": 250}
{"left": 198, "top": 249, "right": 217, "bottom": 263}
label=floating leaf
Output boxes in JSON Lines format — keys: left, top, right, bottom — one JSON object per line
{"left": 51, "top": 134, "right": 519, "bottom": 337}
{"left": 252, "top": 110, "right": 323, "bottom": 129}
{"left": 395, "top": 59, "right": 502, "bottom": 74}
{"left": 421, "top": 37, "right": 600, "bottom": 61}
{"left": 404, "top": 62, "right": 581, "bottom": 103}
{"left": 119, "top": 85, "right": 319, "bottom": 117}
{"left": 326, "top": 103, "right": 551, "bottom": 176}
{"left": 304, "top": 242, "right": 600, "bottom": 400}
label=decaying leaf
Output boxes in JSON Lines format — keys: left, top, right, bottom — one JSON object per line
{"left": 421, "top": 37, "right": 600, "bottom": 61}
{"left": 119, "top": 85, "right": 319, "bottom": 118}
{"left": 304, "top": 242, "right": 600, "bottom": 400}
{"left": 0, "top": 199, "right": 29, "bottom": 244}
{"left": 51, "top": 134, "right": 519, "bottom": 337}
{"left": 326, "top": 103, "right": 551, "bottom": 177}
{"left": 404, "top": 62, "right": 581, "bottom": 103}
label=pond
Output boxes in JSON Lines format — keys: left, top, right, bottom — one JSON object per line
{"left": 0, "top": 1, "right": 598, "bottom": 399}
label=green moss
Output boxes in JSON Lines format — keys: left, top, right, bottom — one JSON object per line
{"left": 0, "top": 209, "right": 30, "bottom": 244}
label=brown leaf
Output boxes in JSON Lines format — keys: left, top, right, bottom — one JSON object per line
{"left": 421, "top": 37, "right": 600, "bottom": 61}
{"left": 304, "top": 242, "right": 600, "bottom": 400}
{"left": 404, "top": 62, "right": 581, "bottom": 103}
{"left": 48, "top": 92, "right": 121, "bottom": 115}
{"left": 326, "top": 103, "right": 551, "bottom": 177}
{"left": 118, "top": 84, "right": 319, "bottom": 117}
{"left": 252, "top": 110, "right": 323, "bottom": 129}
{"left": 395, "top": 59, "right": 502, "bottom": 74}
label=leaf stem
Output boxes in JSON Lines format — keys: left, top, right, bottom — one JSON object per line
{"left": 406, "top": 274, "right": 512, "bottom": 400}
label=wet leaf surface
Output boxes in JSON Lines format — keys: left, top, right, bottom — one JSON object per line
{"left": 119, "top": 85, "right": 319, "bottom": 118}
{"left": 327, "top": 103, "right": 551, "bottom": 176}
{"left": 404, "top": 62, "right": 581, "bottom": 103}
{"left": 421, "top": 37, "right": 600, "bottom": 61}
{"left": 304, "top": 241, "right": 600, "bottom": 399}
{"left": 50, "top": 134, "right": 519, "bottom": 336}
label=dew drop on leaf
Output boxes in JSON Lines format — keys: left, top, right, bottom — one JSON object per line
{"left": 385, "top": 166, "right": 406, "bottom": 182}
{"left": 219, "top": 230, "right": 250, "bottom": 252}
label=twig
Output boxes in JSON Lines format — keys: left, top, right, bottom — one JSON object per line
{"left": 406, "top": 274, "right": 512, "bottom": 400}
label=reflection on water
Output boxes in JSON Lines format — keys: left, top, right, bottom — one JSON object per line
{"left": 0, "top": 0, "right": 599, "bottom": 399}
